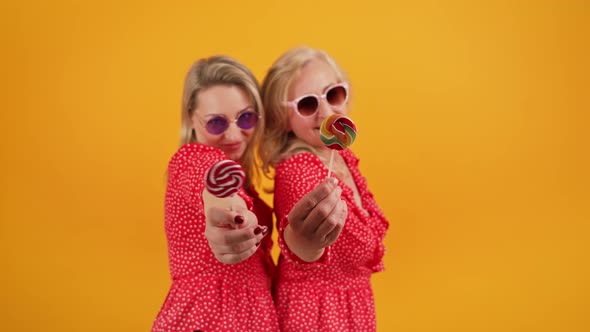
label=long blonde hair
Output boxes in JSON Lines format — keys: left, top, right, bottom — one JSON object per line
{"left": 259, "top": 46, "right": 349, "bottom": 179}
{"left": 180, "top": 56, "right": 264, "bottom": 187}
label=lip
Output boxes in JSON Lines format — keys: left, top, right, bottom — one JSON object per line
{"left": 220, "top": 142, "right": 242, "bottom": 152}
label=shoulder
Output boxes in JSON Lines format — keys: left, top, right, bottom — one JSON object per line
{"left": 340, "top": 149, "right": 359, "bottom": 167}
{"left": 170, "top": 143, "right": 226, "bottom": 164}
{"left": 168, "top": 143, "right": 227, "bottom": 176}
{"left": 274, "top": 152, "right": 327, "bottom": 187}
{"left": 276, "top": 152, "right": 324, "bottom": 172}
{"left": 170, "top": 143, "right": 227, "bottom": 164}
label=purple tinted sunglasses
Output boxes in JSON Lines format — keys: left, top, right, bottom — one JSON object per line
{"left": 197, "top": 110, "right": 260, "bottom": 135}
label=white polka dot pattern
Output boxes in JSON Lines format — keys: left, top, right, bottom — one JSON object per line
{"left": 273, "top": 150, "right": 389, "bottom": 332}
{"left": 152, "top": 143, "right": 278, "bottom": 332}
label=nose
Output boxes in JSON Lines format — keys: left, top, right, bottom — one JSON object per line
{"left": 223, "top": 121, "right": 243, "bottom": 140}
{"left": 316, "top": 98, "right": 335, "bottom": 121}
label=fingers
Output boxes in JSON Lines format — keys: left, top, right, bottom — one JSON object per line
{"left": 215, "top": 245, "right": 260, "bottom": 265}
{"left": 206, "top": 206, "right": 244, "bottom": 228}
{"left": 205, "top": 223, "right": 269, "bottom": 264}
{"left": 301, "top": 186, "right": 343, "bottom": 234}
{"left": 215, "top": 229, "right": 265, "bottom": 254}
{"left": 284, "top": 179, "right": 348, "bottom": 252}
{"left": 313, "top": 198, "right": 347, "bottom": 244}
{"left": 288, "top": 178, "right": 339, "bottom": 226}
{"left": 206, "top": 206, "right": 258, "bottom": 229}
{"left": 318, "top": 200, "right": 347, "bottom": 246}
{"left": 205, "top": 224, "right": 267, "bottom": 247}
{"left": 209, "top": 225, "right": 267, "bottom": 247}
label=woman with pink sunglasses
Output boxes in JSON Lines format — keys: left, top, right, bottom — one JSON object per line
{"left": 260, "top": 46, "right": 390, "bottom": 331}
{"left": 151, "top": 56, "right": 278, "bottom": 332}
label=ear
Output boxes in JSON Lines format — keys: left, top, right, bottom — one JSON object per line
{"left": 285, "top": 110, "right": 294, "bottom": 132}
{"left": 189, "top": 112, "right": 198, "bottom": 130}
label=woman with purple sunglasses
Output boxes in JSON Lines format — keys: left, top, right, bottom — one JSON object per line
{"left": 260, "top": 46, "right": 390, "bottom": 331}
{"left": 151, "top": 56, "right": 278, "bottom": 332}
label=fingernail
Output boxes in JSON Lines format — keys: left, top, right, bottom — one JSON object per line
{"left": 254, "top": 226, "right": 263, "bottom": 235}
{"left": 330, "top": 178, "right": 339, "bottom": 186}
{"left": 262, "top": 226, "right": 269, "bottom": 236}
{"left": 234, "top": 215, "right": 245, "bottom": 224}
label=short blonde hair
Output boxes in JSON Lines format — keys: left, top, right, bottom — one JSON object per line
{"left": 259, "top": 46, "right": 349, "bottom": 178}
{"left": 180, "top": 55, "right": 264, "bottom": 187}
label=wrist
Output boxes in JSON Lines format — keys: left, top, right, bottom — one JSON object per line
{"left": 283, "top": 225, "right": 325, "bottom": 262}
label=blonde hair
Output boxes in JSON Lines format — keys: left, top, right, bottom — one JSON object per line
{"left": 259, "top": 46, "right": 349, "bottom": 178}
{"left": 180, "top": 55, "right": 264, "bottom": 187}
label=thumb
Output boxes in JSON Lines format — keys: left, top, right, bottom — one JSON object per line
{"left": 288, "top": 177, "right": 339, "bottom": 225}
{"left": 206, "top": 206, "right": 247, "bottom": 228}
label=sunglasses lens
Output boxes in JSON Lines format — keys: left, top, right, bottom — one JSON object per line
{"left": 297, "top": 97, "right": 319, "bottom": 116}
{"left": 326, "top": 86, "right": 347, "bottom": 106}
{"left": 237, "top": 111, "right": 259, "bottom": 130}
{"left": 206, "top": 116, "right": 229, "bottom": 135}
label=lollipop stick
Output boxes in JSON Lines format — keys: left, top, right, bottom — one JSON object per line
{"left": 326, "top": 150, "right": 335, "bottom": 178}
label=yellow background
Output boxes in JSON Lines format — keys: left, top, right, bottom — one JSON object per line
{"left": 1, "top": 0, "right": 588, "bottom": 331}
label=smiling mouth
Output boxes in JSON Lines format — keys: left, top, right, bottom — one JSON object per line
{"left": 222, "top": 142, "right": 242, "bottom": 150}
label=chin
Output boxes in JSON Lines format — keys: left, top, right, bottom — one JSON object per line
{"left": 227, "top": 151, "right": 244, "bottom": 162}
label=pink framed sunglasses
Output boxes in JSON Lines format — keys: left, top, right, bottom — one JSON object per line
{"left": 284, "top": 82, "right": 349, "bottom": 117}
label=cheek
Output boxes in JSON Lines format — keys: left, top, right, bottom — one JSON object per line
{"left": 194, "top": 128, "right": 218, "bottom": 146}
{"left": 334, "top": 105, "right": 349, "bottom": 115}
{"left": 294, "top": 116, "right": 315, "bottom": 131}
{"left": 288, "top": 112, "right": 301, "bottom": 132}
{"left": 242, "top": 128, "right": 257, "bottom": 141}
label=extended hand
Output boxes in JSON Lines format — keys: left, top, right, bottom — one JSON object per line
{"left": 204, "top": 206, "right": 268, "bottom": 264}
{"left": 285, "top": 178, "right": 348, "bottom": 262}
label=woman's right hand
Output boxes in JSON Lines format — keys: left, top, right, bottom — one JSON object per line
{"left": 284, "top": 178, "right": 348, "bottom": 262}
{"left": 204, "top": 203, "right": 268, "bottom": 265}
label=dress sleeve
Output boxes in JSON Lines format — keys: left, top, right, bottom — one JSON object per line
{"left": 168, "top": 144, "right": 226, "bottom": 207}
{"left": 340, "top": 149, "right": 390, "bottom": 272}
{"left": 341, "top": 149, "right": 389, "bottom": 240}
{"left": 165, "top": 144, "right": 257, "bottom": 277}
{"left": 168, "top": 144, "right": 253, "bottom": 209}
{"left": 274, "top": 153, "right": 331, "bottom": 266}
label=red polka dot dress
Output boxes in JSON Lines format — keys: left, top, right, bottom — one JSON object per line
{"left": 273, "top": 150, "right": 389, "bottom": 332}
{"left": 152, "top": 144, "right": 279, "bottom": 332}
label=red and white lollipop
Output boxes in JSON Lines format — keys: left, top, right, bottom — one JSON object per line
{"left": 205, "top": 160, "right": 245, "bottom": 198}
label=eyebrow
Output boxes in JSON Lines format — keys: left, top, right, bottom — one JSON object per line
{"left": 322, "top": 82, "right": 338, "bottom": 92}
{"left": 202, "top": 105, "right": 255, "bottom": 118}
{"left": 302, "top": 82, "right": 339, "bottom": 96}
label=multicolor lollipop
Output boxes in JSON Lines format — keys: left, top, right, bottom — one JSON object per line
{"left": 205, "top": 160, "right": 245, "bottom": 198}
{"left": 320, "top": 114, "right": 357, "bottom": 150}
{"left": 320, "top": 114, "right": 357, "bottom": 178}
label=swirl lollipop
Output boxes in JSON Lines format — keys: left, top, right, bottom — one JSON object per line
{"left": 205, "top": 160, "right": 245, "bottom": 198}
{"left": 320, "top": 114, "right": 357, "bottom": 150}
{"left": 320, "top": 114, "right": 357, "bottom": 178}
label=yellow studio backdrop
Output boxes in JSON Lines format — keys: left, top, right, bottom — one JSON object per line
{"left": 1, "top": 0, "right": 588, "bottom": 331}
